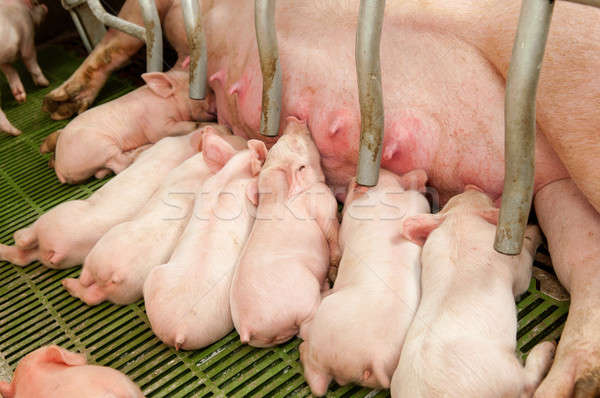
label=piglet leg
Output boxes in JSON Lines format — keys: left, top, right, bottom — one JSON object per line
{"left": 0, "top": 244, "right": 39, "bottom": 266}
{"left": 522, "top": 341, "right": 556, "bottom": 398}
{"left": 0, "top": 108, "right": 20, "bottom": 136}
{"left": 62, "top": 279, "right": 107, "bottom": 306}
{"left": 105, "top": 145, "right": 152, "bottom": 174}
{"left": 0, "top": 64, "right": 25, "bottom": 103}
{"left": 40, "top": 130, "right": 61, "bottom": 153}
{"left": 21, "top": 43, "right": 49, "bottom": 87}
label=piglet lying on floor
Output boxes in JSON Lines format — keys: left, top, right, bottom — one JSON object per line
{"left": 0, "top": 345, "right": 143, "bottom": 398}
{"left": 0, "top": 131, "right": 212, "bottom": 269}
{"left": 391, "top": 187, "right": 556, "bottom": 398}
{"left": 230, "top": 117, "right": 341, "bottom": 347}
{"left": 63, "top": 126, "right": 247, "bottom": 305}
{"left": 42, "top": 65, "right": 216, "bottom": 184}
{"left": 299, "top": 169, "right": 430, "bottom": 395}
{"left": 0, "top": 0, "right": 48, "bottom": 135}
{"left": 144, "top": 133, "right": 267, "bottom": 350}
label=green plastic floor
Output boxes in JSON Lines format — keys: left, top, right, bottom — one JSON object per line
{"left": 0, "top": 46, "right": 570, "bottom": 397}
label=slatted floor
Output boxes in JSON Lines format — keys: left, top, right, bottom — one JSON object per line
{"left": 0, "top": 45, "right": 570, "bottom": 397}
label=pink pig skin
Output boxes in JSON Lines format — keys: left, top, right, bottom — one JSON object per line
{"left": 299, "top": 169, "right": 430, "bottom": 395}
{"left": 144, "top": 134, "right": 267, "bottom": 350}
{"left": 52, "top": 67, "right": 216, "bottom": 184}
{"left": 0, "top": 0, "right": 48, "bottom": 136}
{"left": 391, "top": 188, "right": 556, "bottom": 398}
{"left": 0, "top": 345, "right": 144, "bottom": 398}
{"left": 0, "top": 132, "right": 206, "bottom": 269}
{"left": 62, "top": 127, "right": 247, "bottom": 305}
{"left": 230, "top": 117, "right": 341, "bottom": 348}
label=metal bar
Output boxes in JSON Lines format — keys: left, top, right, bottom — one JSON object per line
{"left": 181, "top": 0, "right": 207, "bottom": 99}
{"left": 138, "top": 0, "right": 163, "bottom": 72}
{"left": 255, "top": 0, "right": 282, "bottom": 137}
{"left": 562, "top": 0, "right": 600, "bottom": 7}
{"left": 68, "top": 10, "right": 94, "bottom": 52}
{"left": 87, "top": 0, "right": 145, "bottom": 41}
{"left": 494, "top": 0, "right": 554, "bottom": 255}
{"left": 355, "top": 0, "right": 385, "bottom": 187}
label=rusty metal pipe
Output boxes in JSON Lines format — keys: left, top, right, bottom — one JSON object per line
{"left": 87, "top": 0, "right": 145, "bottom": 41}
{"left": 494, "top": 0, "right": 554, "bottom": 255}
{"left": 255, "top": 0, "right": 282, "bottom": 137}
{"left": 181, "top": 0, "right": 207, "bottom": 99}
{"left": 138, "top": 0, "right": 163, "bottom": 72}
{"left": 355, "top": 0, "right": 385, "bottom": 187}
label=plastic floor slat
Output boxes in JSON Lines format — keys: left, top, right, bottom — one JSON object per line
{"left": 0, "top": 45, "right": 570, "bottom": 397}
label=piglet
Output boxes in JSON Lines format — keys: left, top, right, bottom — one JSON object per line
{"left": 0, "top": 0, "right": 48, "bottom": 135}
{"left": 0, "top": 131, "right": 214, "bottom": 269}
{"left": 391, "top": 188, "right": 556, "bottom": 398}
{"left": 144, "top": 134, "right": 267, "bottom": 350}
{"left": 230, "top": 117, "right": 341, "bottom": 347}
{"left": 0, "top": 345, "right": 143, "bottom": 398}
{"left": 299, "top": 169, "right": 430, "bottom": 395}
{"left": 45, "top": 66, "right": 216, "bottom": 183}
{"left": 62, "top": 130, "right": 247, "bottom": 305}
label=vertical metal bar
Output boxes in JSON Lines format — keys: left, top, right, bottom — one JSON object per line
{"left": 138, "top": 0, "right": 163, "bottom": 72}
{"left": 255, "top": 0, "right": 282, "bottom": 137}
{"left": 494, "top": 0, "right": 554, "bottom": 255}
{"left": 87, "top": 0, "right": 146, "bottom": 41}
{"left": 181, "top": 0, "right": 207, "bottom": 99}
{"left": 355, "top": 0, "right": 385, "bottom": 187}
{"left": 68, "top": 10, "right": 94, "bottom": 52}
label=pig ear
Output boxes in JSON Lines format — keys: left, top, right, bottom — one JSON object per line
{"left": 202, "top": 132, "right": 237, "bottom": 173}
{"left": 477, "top": 208, "right": 500, "bottom": 225}
{"left": 42, "top": 345, "right": 87, "bottom": 366}
{"left": 401, "top": 213, "right": 445, "bottom": 246}
{"left": 247, "top": 140, "right": 268, "bottom": 176}
{"left": 397, "top": 169, "right": 428, "bottom": 192}
{"left": 0, "top": 381, "right": 14, "bottom": 398}
{"left": 288, "top": 165, "right": 311, "bottom": 197}
{"left": 142, "top": 72, "right": 176, "bottom": 98}
{"left": 246, "top": 179, "right": 259, "bottom": 206}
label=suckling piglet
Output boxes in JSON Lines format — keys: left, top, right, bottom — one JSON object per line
{"left": 0, "top": 345, "right": 143, "bottom": 398}
{"left": 0, "top": 131, "right": 213, "bottom": 269}
{"left": 62, "top": 127, "right": 247, "bottom": 305}
{"left": 299, "top": 169, "right": 429, "bottom": 395}
{"left": 144, "top": 134, "right": 268, "bottom": 350}
{"left": 391, "top": 187, "right": 556, "bottom": 398}
{"left": 47, "top": 67, "right": 216, "bottom": 184}
{"left": 230, "top": 117, "right": 341, "bottom": 347}
{"left": 0, "top": 0, "right": 48, "bottom": 135}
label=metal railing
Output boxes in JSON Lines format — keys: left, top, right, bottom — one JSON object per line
{"left": 86, "top": 0, "right": 163, "bottom": 72}
{"left": 181, "top": 0, "right": 207, "bottom": 99}
{"left": 495, "top": 0, "right": 600, "bottom": 255}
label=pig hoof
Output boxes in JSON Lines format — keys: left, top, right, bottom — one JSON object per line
{"left": 574, "top": 369, "right": 600, "bottom": 398}
{"left": 34, "top": 75, "right": 49, "bottom": 87}
{"left": 14, "top": 90, "right": 26, "bottom": 104}
{"left": 42, "top": 83, "right": 93, "bottom": 120}
{"left": 1, "top": 124, "right": 21, "bottom": 136}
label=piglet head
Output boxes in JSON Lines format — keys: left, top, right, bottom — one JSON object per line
{"left": 400, "top": 187, "right": 499, "bottom": 246}
{"left": 261, "top": 117, "right": 325, "bottom": 197}
{"left": 0, "top": 346, "right": 87, "bottom": 397}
